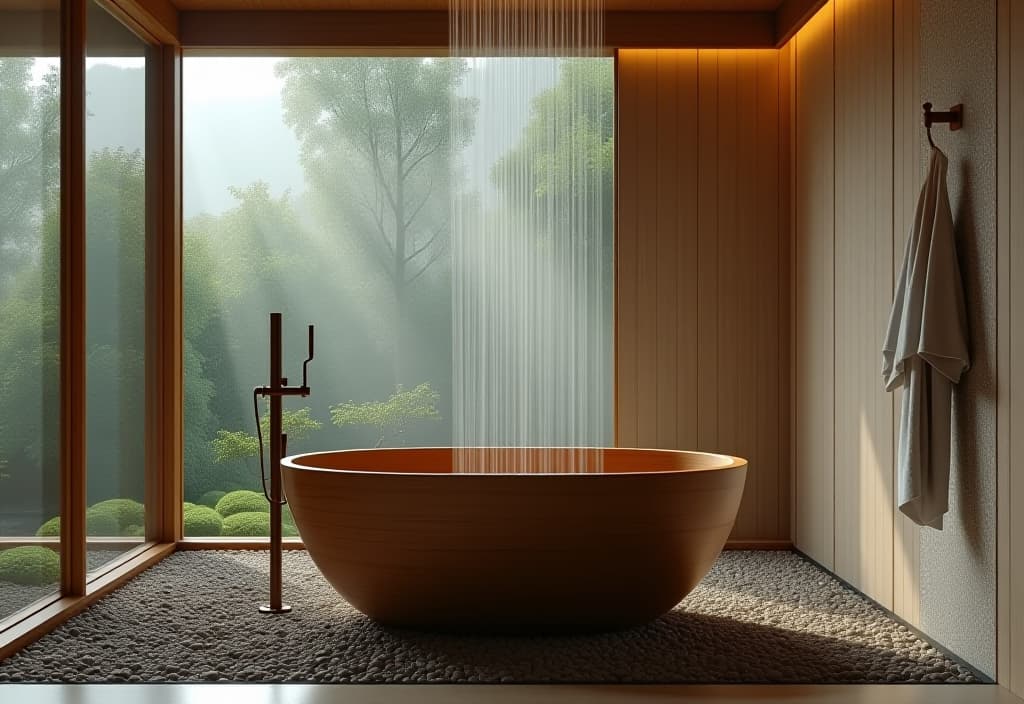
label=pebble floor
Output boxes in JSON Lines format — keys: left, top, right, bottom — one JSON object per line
{"left": 0, "top": 550, "right": 981, "bottom": 684}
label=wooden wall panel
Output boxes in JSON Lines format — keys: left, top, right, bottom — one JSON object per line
{"left": 832, "top": 0, "right": 894, "bottom": 608}
{"left": 892, "top": 0, "right": 921, "bottom": 628}
{"left": 696, "top": 50, "right": 720, "bottom": 456}
{"left": 790, "top": 0, "right": 921, "bottom": 621}
{"left": 792, "top": 1, "right": 835, "bottom": 567}
{"left": 616, "top": 52, "right": 639, "bottom": 447}
{"left": 616, "top": 48, "right": 790, "bottom": 543}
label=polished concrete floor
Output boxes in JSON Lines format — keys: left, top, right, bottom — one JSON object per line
{"left": 0, "top": 684, "right": 1021, "bottom": 703}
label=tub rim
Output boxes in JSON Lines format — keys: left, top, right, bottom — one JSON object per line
{"left": 281, "top": 446, "right": 747, "bottom": 477}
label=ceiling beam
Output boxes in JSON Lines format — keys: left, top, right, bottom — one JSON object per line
{"left": 179, "top": 9, "right": 778, "bottom": 49}
{"left": 774, "top": 0, "right": 827, "bottom": 47}
{"left": 102, "top": 0, "right": 179, "bottom": 44}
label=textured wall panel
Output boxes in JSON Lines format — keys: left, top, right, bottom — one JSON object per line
{"left": 919, "top": 0, "right": 997, "bottom": 678}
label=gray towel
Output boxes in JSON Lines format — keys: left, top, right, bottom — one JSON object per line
{"left": 881, "top": 146, "right": 969, "bottom": 529}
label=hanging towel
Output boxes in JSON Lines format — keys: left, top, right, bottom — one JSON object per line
{"left": 882, "top": 146, "right": 970, "bottom": 529}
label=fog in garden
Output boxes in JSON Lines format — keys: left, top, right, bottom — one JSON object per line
{"left": 0, "top": 55, "right": 613, "bottom": 526}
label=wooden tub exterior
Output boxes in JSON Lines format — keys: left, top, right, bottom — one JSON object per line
{"left": 281, "top": 447, "right": 747, "bottom": 633}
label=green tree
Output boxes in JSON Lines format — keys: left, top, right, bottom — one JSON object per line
{"left": 331, "top": 382, "right": 441, "bottom": 447}
{"left": 183, "top": 183, "right": 314, "bottom": 498}
{"left": 0, "top": 60, "right": 61, "bottom": 522}
{"left": 492, "top": 58, "right": 614, "bottom": 235}
{"left": 85, "top": 148, "right": 147, "bottom": 503}
{"left": 276, "top": 58, "right": 476, "bottom": 385}
{"left": 0, "top": 59, "right": 59, "bottom": 290}
{"left": 211, "top": 407, "right": 322, "bottom": 463}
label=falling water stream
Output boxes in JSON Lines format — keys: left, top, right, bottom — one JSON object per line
{"left": 450, "top": 0, "right": 611, "bottom": 473}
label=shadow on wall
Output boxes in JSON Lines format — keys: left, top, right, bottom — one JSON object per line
{"left": 951, "top": 159, "right": 990, "bottom": 557}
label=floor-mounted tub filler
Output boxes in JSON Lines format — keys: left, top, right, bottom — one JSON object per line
{"left": 281, "top": 446, "right": 747, "bottom": 633}
{"left": 258, "top": 314, "right": 747, "bottom": 633}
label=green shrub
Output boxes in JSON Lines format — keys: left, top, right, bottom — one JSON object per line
{"left": 222, "top": 511, "right": 298, "bottom": 538}
{"left": 198, "top": 490, "right": 226, "bottom": 509}
{"left": 123, "top": 524, "right": 145, "bottom": 537}
{"left": 0, "top": 547, "right": 60, "bottom": 585}
{"left": 215, "top": 490, "right": 268, "bottom": 518}
{"left": 36, "top": 516, "right": 60, "bottom": 537}
{"left": 37, "top": 509, "right": 122, "bottom": 537}
{"left": 85, "top": 507, "right": 120, "bottom": 536}
{"left": 183, "top": 502, "right": 196, "bottom": 511}
{"left": 89, "top": 499, "right": 145, "bottom": 533}
{"left": 184, "top": 505, "right": 223, "bottom": 537}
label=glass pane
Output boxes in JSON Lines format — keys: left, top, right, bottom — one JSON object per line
{"left": 182, "top": 56, "right": 613, "bottom": 536}
{"left": 0, "top": 7, "right": 61, "bottom": 618}
{"left": 85, "top": 1, "right": 147, "bottom": 572}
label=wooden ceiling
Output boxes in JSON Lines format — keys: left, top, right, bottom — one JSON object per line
{"left": 169, "top": 0, "right": 783, "bottom": 10}
{"left": 0, "top": 0, "right": 826, "bottom": 50}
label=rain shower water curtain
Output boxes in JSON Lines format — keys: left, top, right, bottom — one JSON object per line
{"left": 449, "top": 0, "right": 612, "bottom": 473}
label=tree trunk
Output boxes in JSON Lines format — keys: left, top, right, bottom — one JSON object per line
{"left": 393, "top": 118, "right": 407, "bottom": 390}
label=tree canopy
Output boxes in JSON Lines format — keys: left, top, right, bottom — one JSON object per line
{"left": 276, "top": 57, "right": 477, "bottom": 385}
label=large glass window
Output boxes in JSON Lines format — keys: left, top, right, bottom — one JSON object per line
{"left": 84, "top": 1, "right": 148, "bottom": 571}
{"left": 183, "top": 56, "right": 613, "bottom": 535}
{"left": 0, "top": 6, "right": 61, "bottom": 618}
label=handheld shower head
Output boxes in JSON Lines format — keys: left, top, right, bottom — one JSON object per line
{"left": 301, "top": 325, "right": 314, "bottom": 394}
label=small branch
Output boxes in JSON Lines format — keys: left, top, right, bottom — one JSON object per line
{"left": 402, "top": 134, "right": 446, "bottom": 180}
{"left": 407, "top": 237, "right": 448, "bottom": 284}
{"left": 403, "top": 180, "right": 435, "bottom": 230}
{"left": 405, "top": 221, "right": 445, "bottom": 264}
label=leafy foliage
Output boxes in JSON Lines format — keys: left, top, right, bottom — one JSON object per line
{"left": 330, "top": 382, "right": 441, "bottom": 447}
{"left": 210, "top": 407, "right": 322, "bottom": 464}
{"left": 0, "top": 59, "right": 59, "bottom": 289}
{"left": 492, "top": 59, "right": 613, "bottom": 217}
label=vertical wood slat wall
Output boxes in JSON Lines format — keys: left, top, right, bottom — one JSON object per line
{"left": 790, "top": 0, "right": 922, "bottom": 620}
{"left": 792, "top": 2, "right": 835, "bottom": 568}
{"left": 832, "top": 0, "right": 894, "bottom": 610}
{"left": 616, "top": 48, "right": 791, "bottom": 544}
{"left": 998, "top": 0, "right": 1024, "bottom": 693}
{"left": 892, "top": 0, "right": 922, "bottom": 629}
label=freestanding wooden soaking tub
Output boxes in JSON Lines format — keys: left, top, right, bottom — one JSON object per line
{"left": 281, "top": 447, "right": 746, "bottom": 633}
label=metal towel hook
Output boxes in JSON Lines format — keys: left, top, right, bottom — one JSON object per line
{"left": 923, "top": 102, "right": 964, "bottom": 150}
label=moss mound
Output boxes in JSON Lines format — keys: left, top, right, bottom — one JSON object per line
{"left": 222, "top": 511, "right": 298, "bottom": 538}
{"left": 37, "top": 509, "right": 122, "bottom": 538}
{"left": 215, "top": 490, "right": 268, "bottom": 518}
{"left": 89, "top": 499, "right": 145, "bottom": 531}
{"left": 85, "top": 507, "right": 120, "bottom": 537}
{"left": 198, "top": 490, "right": 227, "bottom": 509}
{"left": 184, "top": 505, "right": 223, "bottom": 537}
{"left": 0, "top": 546, "right": 60, "bottom": 586}
{"left": 36, "top": 516, "right": 61, "bottom": 537}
